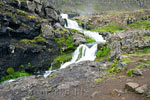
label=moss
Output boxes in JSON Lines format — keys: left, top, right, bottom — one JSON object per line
{"left": 20, "top": 35, "right": 46, "bottom": 44}
{"left": 34, "top": 36, "right": 46, "bottom": 43}
{"left": 28, "top": 16, "right": 36, "bottom": 20}
{"left": 20, "top": 39, "right": 35, "bottom": 44}
{"left": 48, "top": 74, "right": 57, "bottom": 78}
{"left": 128, "top": 20, "right": 150, "bottom": 30}
{"left": 84, "top": 36, "right": 96, "bottom": 43}
{"left": 54, "top": 30, "right": 76, "bottom": 54}
{"left": 20, "top": 65, "right": 24, "bottom": 68}
{"left": 7, "top": 67, "right": 14, "bottom": 74}
{"left": 143, "top": 36, "right": 150, "bottom": 39}
{"left": 27, "top": 62, "right": 31, "bottom": 68}
{"left": 16, "top": 9, "right": 28, "bottom": 16}
{"left": 51, "top": 54, "right": 72, "bottom": 69}
{"left": 0, "top": 71, "right": 31, "bottom": 83}
{"left": 71, "top": 29, "right": 78, "bottom": 33}
{"left": 91, "top": 24, "right": 125, "bottom": 33}
{"left": 96, "top": 78, "right": 103, "bottom": 83}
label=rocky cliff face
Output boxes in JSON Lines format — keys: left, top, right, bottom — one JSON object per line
{"left": 0, "top": 0, "right": 65, "bottom": 78}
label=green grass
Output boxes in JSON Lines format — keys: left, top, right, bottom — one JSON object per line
{"left": 130, "top": 47, "right": 150, "bottom": 56}
{"left": 143, "top": 36, "right": 150, "bottom": 39}
{"left": 139, "top": 58, "right": 150, "bottom": 64}
{"left": 127, "top": 64, "right": 150, "bottom": 77}
{"left": 96, "top": 45, "right": 110, "bottom": 58}
{"left": 105, "top": 59, "right": 121, "bottom": 74}
{"left": 96, "top": 78, "right": 103, "bottom": 83}
{"left": 121, "top": 58, "right": 133, "bottom": 63}
{"left": 51, "top": 54, "right": 72, "bottom": 69}
{"left": 91, "top": 24, "right": 125, "bottom": 33}
{"left": 0, "top": 71, "right": 31, "bottom": 83}
{"left": 54, "top": 28, "right": 76, "bottom": 54}
{"left": 129, "top": 20, "right": 150, "bottom": 30}
{"left": 84, "top": 36, "right": 96, "bottom": 43}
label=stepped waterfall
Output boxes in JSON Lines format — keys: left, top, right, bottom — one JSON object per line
{"left": 44, "top": 14, "right": 106, "bottom": 77}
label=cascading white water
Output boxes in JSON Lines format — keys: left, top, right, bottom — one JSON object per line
{"left": 60, "top": 44, "right": 98, "bottom": 69}
{"left": 44, "top": 14, "right": 106, "bottom": 77}
{"left": 60, "top": 14, "right": 106, "bottom": 69}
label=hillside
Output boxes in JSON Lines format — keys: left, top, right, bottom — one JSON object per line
{"left": 49, "top": 0, "right": 150, "bottom": 15}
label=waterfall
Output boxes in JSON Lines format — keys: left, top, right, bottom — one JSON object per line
{"left": 44, "top": 14, "right": 106, "bottom": 78}
{"left": 60, "top": 14, "right": 106, "bottom": 69}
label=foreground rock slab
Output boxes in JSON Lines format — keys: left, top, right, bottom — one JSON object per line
{"left": 125, "top": 82, "right": 139, "bottom": 91}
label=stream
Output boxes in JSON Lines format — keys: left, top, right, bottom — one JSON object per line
{"left": 44, "top": 14, "right": 106, "bottom": 78}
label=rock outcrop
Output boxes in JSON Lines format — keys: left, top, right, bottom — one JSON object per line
{"left": 107, "top": 30, "right": 150, "bottom": 59}
{"left": 0, "top": 0, "right": 65, "bottom": 78}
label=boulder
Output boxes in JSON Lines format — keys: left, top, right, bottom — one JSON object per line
{"left": 125, "top": 82, "right": 139, "bottom": 91}
{"left": 72, "top": 34, "right": 87, "bottom": 46}
{"left": 133, "top": 69, "right": 143, "bottom": 76}
{"left": 41, "top": 24, "right": 54, "bottom": 38}
{"left": 135, "top": 84, "right": 148, "bottom": 94}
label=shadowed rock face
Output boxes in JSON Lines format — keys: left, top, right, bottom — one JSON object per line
{"left": 0, "top": 0, "right": 65, "bottom": 78}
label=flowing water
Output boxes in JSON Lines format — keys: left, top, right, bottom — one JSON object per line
{"left": 60, "top": 14, "right": 106, "bottom": 69}
{"left": 44, "top": 14, "right": 106, "bottom": 78}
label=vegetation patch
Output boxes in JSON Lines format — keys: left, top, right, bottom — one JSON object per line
{"left": 96, "top": 45, "right": 110, "bottom": 58}
{"left": 105, "top": 59, "right": 121, "bottom": 74}
{"left": 16, "top": 9, "right": 28, "bottom": 16}
{"left": 51, "top": 54, "right": 72, "bottom": 69}
{"left": 0, "top": 71, "right": 31, "bottom": 83}
{"left": 121, "top": 58, "right": 133, "bottom": 63}
{"left": 84, "top": 36, "right": 96, "bottom": 43}
{"left": 139, "top": 58, "right": 150, "bottom": 64}
{"left": 91, "top": 24, "right": 125, "bottom": 33}
{"left": 28, "top": 16, "right": 36, "bottom": 20}
{"left": 7, "top": 67, "right": 14, "bottom": 74}
{"left": 96, "top": 78, "right": 103, "bottom": 83}
{"left": 130, "top": 47, "right": 150, "bottom": 56}
{"left": 20, "top": 35, "right": 46, "bottom": 44}
{"left": 54, "top": 28, "right": 76, "bottom": 54}
{"left": 128, "top": 20, "right": 150, "bottom": 30}
{"left": 127, "top": 64, "right": 150, "bottom": 77}
{"left": 48, "top": 74, "right": 57, "bottom": 78}
{"left": 143, "top": 36, "right": 150, "bottom": 39}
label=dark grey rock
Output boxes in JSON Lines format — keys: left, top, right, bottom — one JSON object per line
{"left": 72, "top": 34, "right": 87, "bottom": 46}
{"left": 133, "top": 69, "right": 143, "bottom": 76}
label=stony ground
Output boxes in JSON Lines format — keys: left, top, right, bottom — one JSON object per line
{"left": 0, "top": 53, "right": 150, "bottom": 100}
{"left": 47, "top": 54, "right": 150, "bottom": 100}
